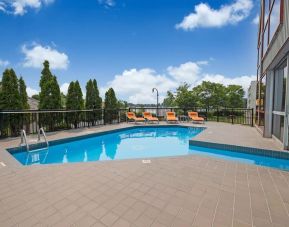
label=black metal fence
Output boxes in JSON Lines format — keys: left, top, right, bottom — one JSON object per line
{"left": 0, "top": 107, "right": 253, "bottom": 138}
{"left": 129, "top": 107, "right": 254, "bottom": 126}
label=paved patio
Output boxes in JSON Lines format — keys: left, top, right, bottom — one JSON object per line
{"left": 0, "top": 122, "right": 289, "bottom": 226}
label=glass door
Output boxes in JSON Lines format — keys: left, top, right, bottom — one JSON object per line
{"left": 272, "top": 61, "right": 287, "bottom": 142}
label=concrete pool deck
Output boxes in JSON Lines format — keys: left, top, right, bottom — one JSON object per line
{"left": 0, "top": 122, "right": 289, "bottom": 226}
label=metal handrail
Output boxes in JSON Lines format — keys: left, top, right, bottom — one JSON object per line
{"left": 20, "top": 129, "right": 29, "bottom": 151}
{"left": 38, "top": 127, "right": 49, "bottom": 147}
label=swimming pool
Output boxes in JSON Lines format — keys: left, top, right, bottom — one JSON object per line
{"left": 8, "top": 126, "right": 289, "bottom": 171}
{"left": 10, "top": 126, "right": 204, "bottom": 165}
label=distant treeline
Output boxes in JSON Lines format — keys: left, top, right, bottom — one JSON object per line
{"left": 162, "top": 82, "right": 246, "bottom": 109}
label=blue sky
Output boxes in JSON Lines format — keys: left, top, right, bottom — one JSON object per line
{"left": 0, "top": 0, "right": 259, "bottom": 103}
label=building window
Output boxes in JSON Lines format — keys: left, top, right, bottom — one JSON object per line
{"left": 273, "top": 61, "right": 287, "bottom": 112}
{"left": 273, "top": 115, "right": 284, "bottom": 141}
{"left": 269, "top": 0, "right": 281, "bottom": 41}
{"left": 262, "top": 0, "right": 283, "bottom": 57}
{"left": 272, "top": 60, "right": 287, "bottom": 142}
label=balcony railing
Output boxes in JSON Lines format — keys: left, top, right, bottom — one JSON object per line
{"left": 0, "top": 107, "right": 254, "bottom": 138}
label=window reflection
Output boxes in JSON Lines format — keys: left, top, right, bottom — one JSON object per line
{"left": 269, "top": 0, "right": 281, "bottom": 41}
{"left": 273, "top": 62, "right": 287, "bottom": 112}
{"left": 261, "top": 0, "right": 283, "bottom": 57}
{"left": 256, "top": 75, "right": 266, "bottom": 129}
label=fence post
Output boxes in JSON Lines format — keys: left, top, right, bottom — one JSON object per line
{"left": 0, "top": 112, "right": 2, "bottom": 138}
{"left": 217, "top": 107, "right": 219, "bottom": 122}
{"left": 206, "top": 108, "right": 208, "bottom": 121}
{"left": 118, "top": 109, "right": 120, "bottom": 123}
{"left": 251, "top": 108, "right": 254, "bottom": 127}
{"left": 231, "top": 108, "right": 234, "bottom": 124}
{"left": 103, "top": 109, "right": 106, "bottom": 125}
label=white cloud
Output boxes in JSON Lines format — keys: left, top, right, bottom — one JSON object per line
{"left": 0, "top": 59, "right": 9, "bottom": 67}
{"left": 100, "top": 68, "right": 177, "bottom": 104}
{"left": 167, "top": 61, "right": 203, "bottom": 84}
{"left": 60, "top": 82, "right": 69, "bottom": 95}
{"left": 98, "top": 0, "right": 115, "bottom": 7}
{"left": 252, "top": 14, "right": 259, "bottom": 25}
{"left": 0, "top": 2, "right": 6, "bottom": 12}
{"left": 22, "top": 44, "right": 69, "bottom": 70}
{"left": 176, "top": 0, "right": 253, "bottom": 30}
{"left": 199, "top": 74, "right": 256, "bottom": 92}
{"left": 101, "top": 61, "right": 255, "bottom": 104}
{"left": 26, "top": 87, "right": 39, "bottom": 97}
{"left": 0, "top": 0, "right": 55, "bottom": 15}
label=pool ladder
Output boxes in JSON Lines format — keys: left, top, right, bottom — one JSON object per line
{"left": 20, "top": 128, "right": 49, "bottom": 152}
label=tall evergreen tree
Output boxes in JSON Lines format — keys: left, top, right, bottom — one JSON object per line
{"left": 0, "top": 69, "right": 21, "bottom": 109}
{"left": 38, "top": 61, "right": 62, "bottom": 130}
{"left": 0, "top": 69, "right": 22, "bottom": 136}
{"left": 66, "top": 81, "right": 83, "bottom": 110}
{"left": 85, "top": 79, "right": 94, "bottom": 109}
{"left": 39, "top": 61, "right": 62, "bottom": 109}
{"left": 85, "top": 79, "right": 102, "bottom": 125}
{"left": 74, "top": 81, "right": 84, "bottom": 109}
{"left": 104, "top": 88, "right": 118, "bottom": 123}
{"left": 66, "top": 81, "right": 75, "bottom": 110}
{"left": 66, "top": 81, "right": 84, "bottom": 128}
{"left": 85, "top": 79, "right": 102, "bottom": 109}
{"left": 19, "top": 77, "right": 29, "bottom": 109}
{"left": 92, "top": 79, "right": 102, "bottom": 109}
{"left": 104, "top": 88, "right": 118, "bottom": 109}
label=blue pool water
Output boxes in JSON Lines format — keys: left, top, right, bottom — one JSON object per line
{"left": 9, "top": 126, "right": 289, "bottom": 171}
{"left": 11, "top": 126, "right": 203, "bottom": 165}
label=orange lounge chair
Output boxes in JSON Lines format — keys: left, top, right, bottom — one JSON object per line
{"left": 143, "top": 112, "right": 159, "bottom": 123}
{"left": 126, "top": 112, "right": 145, "bottom": 123}
{"left": 188, "top": 111, "right": 204, "bottom": 123}
{"left": 166, "top": 112, "right": 178, "bottom": 123}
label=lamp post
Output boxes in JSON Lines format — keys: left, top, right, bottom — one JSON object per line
{"left": 152, "top": 88, "right": 159, "bottom": 117}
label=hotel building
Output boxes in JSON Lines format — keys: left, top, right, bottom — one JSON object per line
{"left": 256, "top": 0, "right": 288, "bottom": 149}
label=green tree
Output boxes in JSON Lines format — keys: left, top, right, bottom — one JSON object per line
{"left": 32, "top": 94, "right": 40, "bottom": 100}
{"left": 60, "top": 93, "right": 66, "bottom": 108}
{"left": 66, "top": 81, "right": 84, "bottom": 128}
{"left": 118, "top": 100, "right": 128, "bottom": 108}
{"left": 192, "top": 81, "right": 226, "bottom": 108}
{"left": 66, "top": 81, "right": 84, "bottom": 109}
{"left": 39, "top": 61, "right": 61, "bottom": 109}
{"left": 104, "top": 88, "right": 118, "bottom": 123}
{"left": 105, "top": 88, "right": 118, "bottom": 108}
{"left": 85, "top": 79, "right": 102, "bottom": 125}
{"left": 19, "top": 77, "right": 29, "bottom": 109}
{"left": 174, "top": 83, "right": 197, "bottom": 108}
{"left": 74, "top": 81, "right": 84, "bottom": 109}
{"left": 92, "top": 79, "right": 102, "bottom": 109}
{"left": 0, "top": 69, "right": 21, "bottom": 109}
{"left": 225, "top": 85, "right": 245, "bottom": 108}
{"left": 0, "top": 69, "right": 22, "bottom": 136}
{"left": 162, "top": 91, "right": 175, "bottom": 107}
{"left": 39, "top": 61, "right": 62, "bottom": 130}
{"left": 85, "top": 79, "right": 102, "bottom": 109}
{"left": 66, "top": 82, "right": 75, "bottom": 110}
